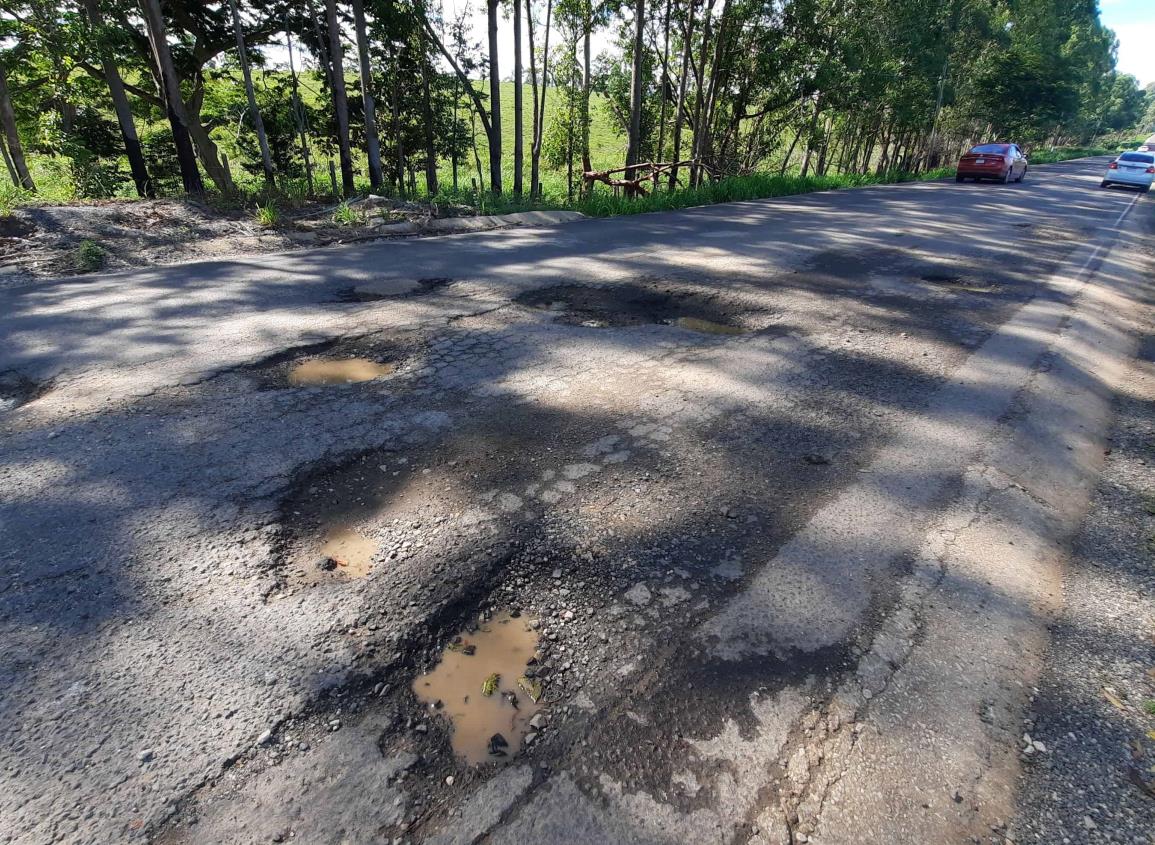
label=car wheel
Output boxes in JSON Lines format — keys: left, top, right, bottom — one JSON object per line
{"left": 956, "top": 174, "right": 964, "bottom": 183}
{"left": 1100, "top": 181, "right": 1111, "bottom": 189}
{"left": 1002, "top": 168, "right": 1012, "bottom": 184}
{"left": 1016, "top": 167, "right": 1026, "bottom": 183}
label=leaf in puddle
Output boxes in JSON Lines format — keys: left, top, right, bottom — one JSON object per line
{"left": 518, "top": 676, "right": 542, "bottom": 703}
{"left": 481, "top": 673, "right": 500, "bottom": 697}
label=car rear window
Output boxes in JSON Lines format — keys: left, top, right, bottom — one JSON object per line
{"left": 1119, "top": 153, "right": 1154, "bottom": 163}
{"left": 969, "top": 144, "right": 1009, "bottom": 154}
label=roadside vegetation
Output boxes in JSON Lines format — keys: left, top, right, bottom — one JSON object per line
{"left": 0, "top": 0, "right": 1152, "bottom": 226}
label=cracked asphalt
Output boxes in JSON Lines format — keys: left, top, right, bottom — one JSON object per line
{"left": 1, "top": 158, "right": 1152, "bottom": 845}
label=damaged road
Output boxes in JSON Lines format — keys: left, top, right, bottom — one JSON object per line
{"left": 0, "top": 158, "right": 1152, "bottom": 845}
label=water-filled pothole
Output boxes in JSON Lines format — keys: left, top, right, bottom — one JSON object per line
{"left": 287, "top": 358, "right": 396, "bottom": 386}
{"left": 237, "top": 333, "right": 416, "bottom": 389}
{"left": 0, "top": 371, "right": 45, "bottom": 412}
{"left": 413, "top": 611, "right": 542, "bottom": 764}
{"left": 516, "top": 282, "right": 759, "bottom": 334}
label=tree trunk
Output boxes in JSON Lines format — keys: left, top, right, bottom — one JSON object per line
{"left": 0, "top": 134, "right": 18, "bottom": 186}
{"left": 513, "top": 0, "right": 524, "bottom": 197}
{"left": 391, "top": 73, "right": 405, "bottom": 197}
{"left": 688, "top": 0, "right": 715, "bottom": 186}
{"left": 285, "top": 25, "right": 315, "bottom": 195}
{"left": 668, "top": 0, "right": 696, "bottom": 189}
{"left": 420, "top": 58, "right": 439, "bottom": 196}
{"left": 0, "top": 68, "right": 32, "bottom": 191}
{"left": 486, "top": 0, "right": 503, "bottom": 194}
{"left": 228, "top": 0, "right": 275, "bottom": 189}
{"left": 82, "top": 0, "right": 152, "bottom": 197}
{"left": 185, "top": 77, "right": 232, "bottom": 191}
{"left": 625, "top": 0, "right": 646, "bottom": 178}
{"left": 529, "top": 0, "right": 552, "bottom": 199}
{"left": 139, "top": 0, "right": 203, "bottom": 194}
{"left": 655, "top": 0, "right": 672, "bottom": 166}
{"left": 350, "top": 0, "right": 384, "bottom": 190}
{"left": 325, "top": 0, "right": 356, "bottom": 196}
{"left": 581, "top": 21, "right": 592, "bottom": 180}
{"left": 693, "top": 0, "right": 728, "bottom": 183}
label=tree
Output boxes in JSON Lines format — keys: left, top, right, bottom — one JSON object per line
{"left": 228, "top": 0, "right": 275, "bottom": 188}
{"left": 0, "top": 62, "right": 33, "bottom": 190}
{"left": 350, "top": 0, "right": 384, "bottom": 190}
{"left": 138, "top": 0, "right": 204, "bottom": 195}
{"left": 80, "top": 0, "right": 153, "bottom": 197}
{"left": 486, "top": 0, "right": 504, "bottom": 193}
{"left": 624, "top": 0, "right": 645, "bottom": 176}
{"left": 323, "top": 0, "right": 356, "bottom": 195}
{"left": 513, "top": 0, "right": 525, "bottom": 196}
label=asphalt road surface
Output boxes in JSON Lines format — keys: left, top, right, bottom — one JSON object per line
{"left": 1, "top": 158, "right": 1152, "bottom": 845}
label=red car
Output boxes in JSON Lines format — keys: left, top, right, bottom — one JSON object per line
{"left": 955, "top": 143, "right": 1029, "bottom": 184}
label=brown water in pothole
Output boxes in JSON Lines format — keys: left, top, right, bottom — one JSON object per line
{"left": 287, "top": 358, "right": 396, "bottom": 385}
{"left": 319, "top": 526, "right": 377, "bottom": 577}
{"left": 413, "top": 612, "right": 542, "bottom": 764}
{"left": 675, "top": 316, "right": 747, "bottom": 335}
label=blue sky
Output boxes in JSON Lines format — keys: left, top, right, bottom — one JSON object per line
{"left": 1100, "top": 0, "right": 1155, "bottom": 86}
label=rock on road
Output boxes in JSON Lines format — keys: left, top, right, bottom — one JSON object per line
{"left": 0, "top": 158, "right": 1152, "bottom": 845}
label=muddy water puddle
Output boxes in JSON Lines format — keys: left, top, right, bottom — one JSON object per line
{"left": 287, "top": 357, "right": 396, "bottom": 385}
{"left": 517, "top": 282, "right": 760, "bottom": 334}
{"left": 413, "top": 612, "right": 543, "bottom": 764}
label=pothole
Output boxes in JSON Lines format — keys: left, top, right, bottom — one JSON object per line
{"left": 515, "top": 282, "right": 763, "bottom": 334}
{"left": 237, "top": 333, "right": 418, "bottom": 390}
{"left": 413, "top": 611, "right": 543, "bottom": 764}
{"left": 287, "top": 358, "right": 397, "bottom": 386}
{"left": 0, "top": 371, "right": 46, "bottom": 412}
{"left": 281, "top": 450, "right": 417, "bottom": 582}
{"left": 335, "top": 276, "right": 456, "bottom": 302}
{"left": 918, "top": 272, "right": 998, "bottom": 293}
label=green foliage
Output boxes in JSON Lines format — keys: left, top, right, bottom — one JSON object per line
{"left": 332, "top": 201, "right": 364, "bottom": 226}
{"left": 254, "top": 203, "right": 280, "bottom": 227}
{"left": 75, "top": 239, "right": 106, "bottom": 272}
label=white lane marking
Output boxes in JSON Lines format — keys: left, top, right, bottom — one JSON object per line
{"left": 1114, "top": 193, "right": 1141, "bottom": 227}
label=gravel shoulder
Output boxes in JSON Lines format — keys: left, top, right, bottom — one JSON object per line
{"left": 1013, "top": 215, "right": 1155, "bottom": 843}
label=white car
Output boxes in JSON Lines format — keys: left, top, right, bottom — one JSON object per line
{"left": 1138, "top": 135, "right": 1155, "bottom": 153}
{"left": 1100, "top": 151, "right": 1154, "bottom": 192}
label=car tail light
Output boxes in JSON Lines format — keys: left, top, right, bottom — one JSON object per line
{"left": 1109, "top": 162, "right": 1118, "bottom": 169}
{"left": 1147, "top": 166, "right": 1155, "bottom": 174}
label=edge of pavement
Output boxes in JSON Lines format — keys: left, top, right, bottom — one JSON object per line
{"left": 750, "top": 195, "right": 1153, "bottom": 843}
{"left": 2, "top": 156, "right": 1112, "bottom": 294}
{"left": 426, "top": 195, "right": 1151, "bottom": 844}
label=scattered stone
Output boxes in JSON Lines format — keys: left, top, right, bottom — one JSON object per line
{"left": 137, "top": 749, "right": 154, "bottom": 763}
{"left": 445, "top": 775, "right": 455, "bottom": 786}
{"left": 257, "top": 729, "right": 273, "bottom": 746}
{"left": 529, "top": 713, "right": 547, "bottom": 730}
{"left": 624, "top": 583, "right": 652, "bottom": 607}
{"left": 316, "top": 556, "right": 338, "bottom": 571}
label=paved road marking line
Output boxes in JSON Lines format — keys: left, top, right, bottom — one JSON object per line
{"left": 1114, "top": 192, "right": 1141, "bottom": 227}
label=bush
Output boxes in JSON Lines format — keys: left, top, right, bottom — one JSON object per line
{"left": 75, "top": 239, "right": 107, "bottom": 272}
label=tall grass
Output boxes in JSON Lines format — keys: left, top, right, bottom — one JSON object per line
{"left": 571, "top": 167, "right": 957, "bottom": 218}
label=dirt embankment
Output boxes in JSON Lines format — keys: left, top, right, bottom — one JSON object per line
{"left": 0, "top": 196, "right": 478, "bottom": 288}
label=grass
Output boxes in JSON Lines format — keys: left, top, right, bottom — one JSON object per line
{"left": 331, "top": 201, "right": 365, "bottom": 226}
{"left": 254, "top": 202, "right": 279, "bottom": 227}
{"left": 1, "top": 117, "right": 1142, "bottom": 226}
